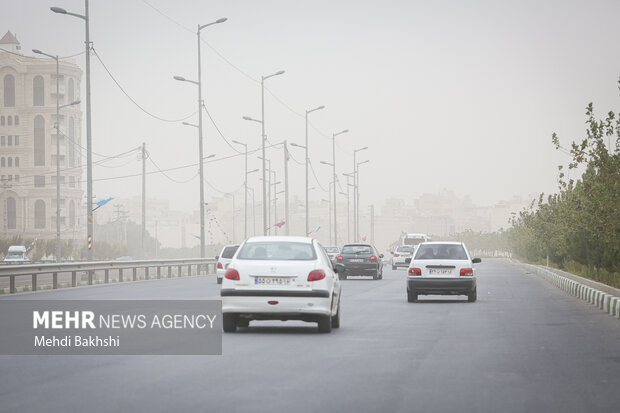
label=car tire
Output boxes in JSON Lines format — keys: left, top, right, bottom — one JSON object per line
{"left": 468, "top": 290, "right": 477, "bottom": 302}
{"left": 339, "top": 274, "right": 347, "bottom": 280}
{"left": 237, "top": 319, "right": 250, "bottom": 328}
{"left": 317, "top": 315, "right": 332, "bottom": 333}
{"left": 222, "top": 314, "right": 237, "bottom": 333}
{"left": 217, "top": 277, "right": 222, "bottom": 285}
{"left": 407, "top": 289, "right": 418, "bottom": 303}
{"left": 392, "top": 265, "right": 396, "bottom": 270}
{"left": 331, "top": 302, "right": 340, "bottom": 329}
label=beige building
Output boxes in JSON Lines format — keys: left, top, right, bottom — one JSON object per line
{"left": 0, "top": 30, "right": 84, "bottom": 240}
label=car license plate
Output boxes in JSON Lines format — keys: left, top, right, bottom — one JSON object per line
{"left": 254, "top": 277, "right": 291, "bottom": 286}
{"left": 349, "top": 258, "right": 364, "bottom": 262}
{"left": 428, "top": 269, "right": 452, "bottom": 275}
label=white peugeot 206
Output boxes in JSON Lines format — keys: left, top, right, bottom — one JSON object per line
{"left": 220, "top": 236, "right": 343, "bottom": 333}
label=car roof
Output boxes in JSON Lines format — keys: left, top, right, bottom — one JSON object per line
{"left": 418, "top": 241, "right": 464, "bottom": 246}
{"left": 244, "top": 236, "right": 314, "bottom": 244}
{"left": 342, "top": 243, "right": 372, "bottom": 247}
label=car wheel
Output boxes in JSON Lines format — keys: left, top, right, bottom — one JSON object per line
{"left": 331, "top": 302, "right": 340, "bottom": 328}
{"left": 217, "top": 277, "right": 222, "bottom": 285}
{"left": 392, "top": 265, "right": 396, "bottom": 270}
{"left": 407, "top": 289, "right": 418, "bottom": 303}
{"left": 339, "top": 273, "right": 347, "bottom": 280}
{"left": 317, "top": 315, "right": 332, "bottom": 333}
{"left": 222, "top": 314, "right": 237, "bottom": 333}
{"left": 468, "top": 290, "right": 477, "bottom": 302}
{"left": 237, "top": 319, "right": 250, "bottom": 328}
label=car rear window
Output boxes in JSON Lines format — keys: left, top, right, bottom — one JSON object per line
{"left": 342, "top": 245, "right": 372, "bottom": 254}
{"left": 323, "top": 246, "right": 339, "bottom": 253}
{"left": 237, "top": 242, "right": 317, "bottom": 261}
{"left": 396, "top": 246, "right": 414, "bottom": 253}
{"left": 221, "top": 246, "right": 239, "bottom": 259}
{"left": 414, "top": 244, "right": 468, "bottom": 260}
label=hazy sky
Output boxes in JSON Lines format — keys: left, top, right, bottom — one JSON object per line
{"left": 3, "top": 0, "right": 620, "bottom": 212}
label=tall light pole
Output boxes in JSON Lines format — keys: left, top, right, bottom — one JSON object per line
{"left": 304, "top": 105, "right": 325, "bottom": 235}
{"left": 232, "top": 140, "right": 250, "bottom": 239}
{"left": 331, "top": 129, "right": 349, "bottom": 246}
{"left": 343, "top": 172, "right": 354, "bottom": 243}
{"left": 32, "top": 49, "right": 80, "bottom": 262}
{"left": 51, "top": 2, "right": 94, "bottom": 259}
{"left": 174, "top": 17, "right": 226, "bottom": 260}
{"left": 353, "top": 146, "right": 368, "bottom": 240}
{"left": 257, "top": 70, "right": 285, "bottom": 235}
{"left": 356, "top": 159, "right": 370, "bottom": 241}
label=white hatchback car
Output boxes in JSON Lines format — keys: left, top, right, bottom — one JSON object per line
{"left": 406, "top": 241, "right": 481, "bottom": 302}
{"left": 220, "top": 236, "right": 342, "bottom": 333}
{"left": 216, "top": 244, "right": 240, "bottom": 284}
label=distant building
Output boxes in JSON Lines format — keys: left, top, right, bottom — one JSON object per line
{"left": 0, "top": 30, "right": 84, "bottom": 239}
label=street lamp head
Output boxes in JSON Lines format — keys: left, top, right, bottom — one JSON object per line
{"left": 32, "top": 49, "right": 43, "bottom": 54}
{"left": 216, "top": 17, "right": 228, "bottom": 23}
{"left": 204, "top": 154, "right": 216, "bottom": 159}
{"left": 50, "top": 6, "right": 67, "bottom": 14}
{"left": 320, "top": 161, "right": 332, "bottom": 166}
{"left": 173, "top": 75, "right": 186, "bottom": 82}
{"left": 248, "top": 169, "right": 260, "bottom": 174}
{"left": 275, "top": 70, "right": 285, "bottom": 76}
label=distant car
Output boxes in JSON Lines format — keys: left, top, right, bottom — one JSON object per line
{"left": 216, "top": 244, "right": 240, "bottom": 284}
{"left": 220, "top": 236, "right": 342, "bottom": 333}
{"left": 323, "top": 245, "right": 340, "bottom": 264}
{"left": 390, "top": 245, "right": 415, "bottom": 270}
{"left": 406, "top": 241, "right": 481, "bottom": 302}
{"left": 3, "top": 245, "right": 29, "bottom": 264}
{"left": 336, "top": 244, "right": 384, "bottom": 280}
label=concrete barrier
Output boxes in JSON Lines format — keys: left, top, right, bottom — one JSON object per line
{"left": 516, "top": 262, "right": 620, "bottom": 319}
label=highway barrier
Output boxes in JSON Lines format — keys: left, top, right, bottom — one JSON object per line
{"left": 516, "top": 261, "right": 620, "bottom": 319}
{"left": 0, "top": 258, "right": 216, "bottom": 294}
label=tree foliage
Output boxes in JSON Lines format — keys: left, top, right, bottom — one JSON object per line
{"left": 508, "top": 78, "right": 620, "bottom": 283}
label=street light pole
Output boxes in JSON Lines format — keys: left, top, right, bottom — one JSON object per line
{"left": 173, "top": 17, "right": 226, "bottom": 259}
{"left": 304, "top": 105, "right": 325, "bottom": 235}
{"left": 352, "top": 146, "right": 368, "bottom": 241}
{"left": 343, "top": 172, "right": 354, "bottom": 243}
{"left": 51, "top": 1, "right": 94, "bottom": 259}
{"left": 32, "top": 49, "right": 80, "bottom": 262}
{"left": 332, "top": 129, "right": 349, "bottom": 246}
{"left": 283, "top": 140, "right": 290, "bottom": 235}
{"left": 259, "top": 70, "right": 284, "bottom": 235}
{"left": 356, "top": 159, "right": 370, "bottom": 241}
{"left": 232, "top": 140, "right": 248, "bottom": 239}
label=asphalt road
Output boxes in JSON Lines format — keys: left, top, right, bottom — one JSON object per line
{"left": 1, "top": 259, "right": 619, "bottom": 413}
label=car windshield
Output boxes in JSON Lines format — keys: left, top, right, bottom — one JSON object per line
{"left": 415, "top": 244, "right": 468, "bottom": 260}
{"left": 396, "top": 246, "right": 414, "bottom": 253}
{"left": 221, "top": 246, "right": 239, "bottom": 259}
{"left": 6, "top": 253, "right": 23, "bottom": 258}
{"left": 323, "top": 246, "right": 339, "bottom": 253}
{"left": 342, "top": 245, "right": 372, "bottom": 254}
{"left": 237, "top": 242, "right": 317, "bottom": 261}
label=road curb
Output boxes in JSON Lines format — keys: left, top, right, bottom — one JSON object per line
{"left": 515, "top": 262, "right": 620, "bottom": 319}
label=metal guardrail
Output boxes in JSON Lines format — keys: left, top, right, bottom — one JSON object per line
{"left": 0, "top": 258, "right": 217, "bottom": 294}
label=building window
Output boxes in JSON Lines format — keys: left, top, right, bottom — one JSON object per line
{"left": 14, "top": 136, "right": 19, "bottom": 146}
{"left": 3, "top": 74, "right": 15, "bottom": 107}
{"left": 6, "top": 197, "right": 16, "bottom": 229}
{"left": 14, "top": 116, "right": 18, "bottom": 126}
{"left": 69, "top": 176, "right": 75, "bottom": 187}
{"left": 15, "top": 157, "right": 19, "bottom": 167}
{"left": 68, "top": 78, "right": 74, "bottom": 103}
{"left": 7, "top": 135, "right": 12, "bottom": 146}
{"left": 33, "top": 75, "right": 45, "bottom": 106}
{"left": 0, "top": 136, "right": 4, "bottom": 146}
{"left": 0, "top": 158, "right": 4, "bottom": 167}
{"left": 7, "top": 175, "right": 12, "bottom": 181}
{"left": 34, "top": 115, "right": 45, "bottom": 166}
{"left": 15, "top": 175, "right": 19, "bottom": 182}
{"left": 0, "top": 116, "right": 4, "bottom": 126}
{"left": 34, "top": 200, "right": 46, "bottom": 229}
{"left": 7, "top": 158, "right": 12, "bottom": 167}
{"left": 69, "top": 200, "right": 75, "bottom": 228}
{"left": 34, "top": 175, "right": 45, "bottom": 187}
{"left": 7, "top": 116, "right": 12, "bottom": 126}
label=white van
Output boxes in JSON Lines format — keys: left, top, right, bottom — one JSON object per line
{"left": 3, "top": 245, "right": 29, "bottom": 263}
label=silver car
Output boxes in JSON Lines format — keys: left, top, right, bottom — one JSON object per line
{"left": 323, "top": 245, "right": 340, "bottom": 265}
{"left": 216, "top": 244, "right": 239, "bottom": 284}
{"left": 390, "top": 245, "right": 415, "bottom": 270}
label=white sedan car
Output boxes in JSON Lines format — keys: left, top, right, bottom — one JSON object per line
{"left": 220, "top": 236, "right": 343, "bottom": 333}
{"left": 406, "top": 241, "right": 481, "bottom": 302}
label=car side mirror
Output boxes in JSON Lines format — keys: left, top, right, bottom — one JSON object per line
{"left": 389, "top": 251, "right": 394, "bottom": 255}
{"left": 405, "top": 258, "right": 412, "bottom": 264}
{"left": 379, "top": 254, "right": 384, "bottom": 258}
{"left": 472, "top": 258, "right": 481, "bottom": 264}
{"left": 215, "top": 255, "right": 219, "bottom": 260}
{"left": 334, "top": 263, "right": 345, "bottom": 273}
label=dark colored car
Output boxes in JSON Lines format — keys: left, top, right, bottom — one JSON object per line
{"left": 335, "top": 244, "right": 384, "bottom": 280}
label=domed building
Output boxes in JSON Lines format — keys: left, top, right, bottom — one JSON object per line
{"left": 0, "top": 30, "right": 84, "bottom": 242}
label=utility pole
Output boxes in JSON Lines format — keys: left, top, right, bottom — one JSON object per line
{"left": 141, "top": 142, "right": 146, "bottom": 256}
{"left": 283, "top": 140, "right": 290, "bottom": 235}
{"left": 370, "top": 204, "right": 375, "bottom": 244}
